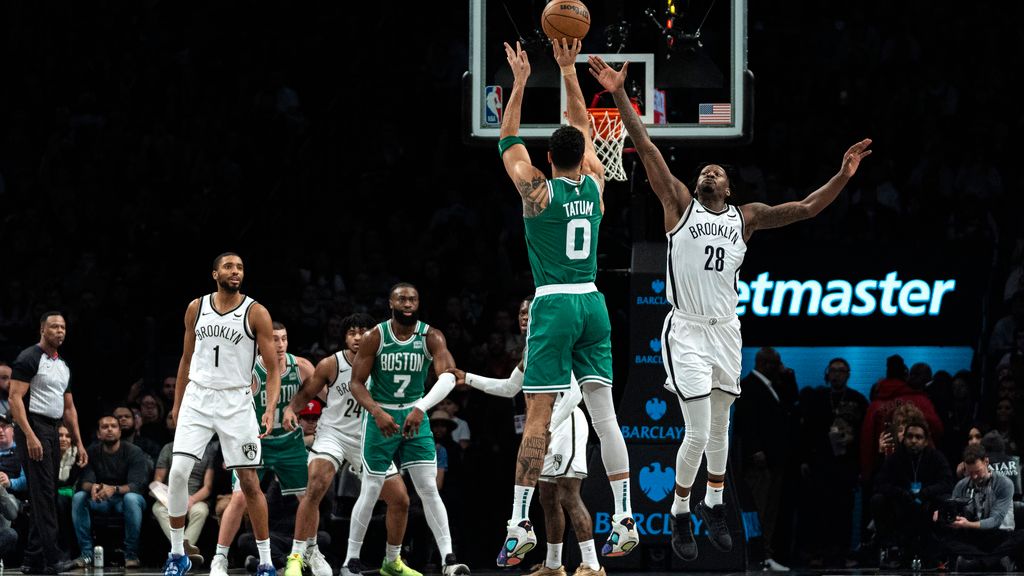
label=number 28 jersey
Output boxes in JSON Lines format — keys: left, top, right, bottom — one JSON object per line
{"left": 666, "top": 201, "right": 747, "bottom": 318}
{"left": 524, "top": 175, "right": 602, "bottom": 287}
{"left": 189, "top": 294, "right": 257, "bottom": 390}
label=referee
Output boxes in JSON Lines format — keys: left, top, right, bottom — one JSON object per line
{"left": 8, "top": 311, "right": 88, "bottom": 574}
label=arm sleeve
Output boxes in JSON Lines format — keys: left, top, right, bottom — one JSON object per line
{"left": 79, "top": 461, "right": 96, "bottom": 488}
{"left": 465, "top": 368, "right": 522, "bottom": 398}
{"left": 10, "top": 347, "right": 41, "bottom": 383}
{"left": 978, "top": 476, "right": 1014, "bottom": 530}
{"left": 8, "top": 467, "right": 27, "bottom": 492}
{"left": 549, "top": 375, "right": 582, "bottom": 432}
{"left": 126, "top": 447, "right": 151, "bottom": 493}
{"left": 414, "top": 372, "right": 456, "bottom": 413}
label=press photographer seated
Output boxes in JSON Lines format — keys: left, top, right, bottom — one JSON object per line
{"left": 934, "top": 444, "right": 1024, "bottom": 572}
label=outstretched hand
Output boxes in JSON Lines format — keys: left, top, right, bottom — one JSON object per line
{"left": 552, "top": 37, "right": 581, "bottom": 69}
{"left": 504, "top": 41, "right": 531, "bottom": 85}
{"left": 841, "top": 138, "right": 873, "bottom": 178}
{"left": 588, "top": 55, "right": 628, "bottom": 93}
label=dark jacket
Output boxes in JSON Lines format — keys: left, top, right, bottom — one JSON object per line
{"left": 735, "top": 369, "right": 799, "bottom": 467}
{"left": 79, "top": 441, "right": 152, "bottom": 494}
{"left": 875, "top": 443, "right": 953, "bottom": 507}
{"left": 861, "top": 378, "right": 945, "bottom": 478}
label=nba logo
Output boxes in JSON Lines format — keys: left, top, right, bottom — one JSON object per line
{"left": 485, "top": 85, "right": 503, "bottom": 125}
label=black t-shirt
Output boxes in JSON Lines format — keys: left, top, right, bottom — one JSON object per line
{"left": 11, "top": 345, "right": 72, "bottom": 419}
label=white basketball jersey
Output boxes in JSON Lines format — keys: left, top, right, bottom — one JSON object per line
{"left": 320, "top": 350, "right": 364, "bottom": 440}
{"left": 188, "top": 294, "right": 257, "bottom": 390}
{"left": 666, "top": 201, "right": 747, "bottom": 318}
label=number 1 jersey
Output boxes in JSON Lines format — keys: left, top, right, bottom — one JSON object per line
{"left": 189, "top": 294, "right": 257, "bottom": 389}
{"left": 666, "top": 201, "right": 747, "bottom": 318}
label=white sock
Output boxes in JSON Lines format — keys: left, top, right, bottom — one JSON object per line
{"left": 579, "top": 539, "right": 600, "bottom": 570}
{"left": 511, "top": 485, "right": 534, "bottom": 522}
{"left": 345, "top": 539, "right": 362, "bottom": 564}
{"left": 671, "top": 493, "right": 690, "bottom": 515}
{"left": 215, "top": 544, "right": 230, "bottom": 558}
{"left": 291, "top": 539, "right": 308, "bottom": 557}
{"left": 257, "top": 538, "right": 272, "bottom": 566}
{"left": 385, "top": 544, "right": 401, "bottom": 563}
{"left": 306, "top": 537, "right": 317, "bottom": 550}
{"left": 545, "top": 543, "right": 563, "bottom": 569}
{"left": 610, "top": 478, "right": 632, "bottom": 516}
{"left": 170, "top": 527, "right": 185, "bottom": 556}
{"left": 705, "top": 484, "right": 724, "bottom": 507}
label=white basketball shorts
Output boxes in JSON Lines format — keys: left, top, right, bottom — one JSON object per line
{"left": 660, "top": 308, "right": 742, "bottom": 401}
{"left": 541, "top": 408, "right": 588, "bottom": 481}
{"left": 308, "top": 426, "right": 398, "bottom": 477}
{"left": 173, "top": 382, "right": 262, "bottom": 469}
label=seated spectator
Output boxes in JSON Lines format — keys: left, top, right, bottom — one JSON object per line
{"left": 437, "top": 396, "right": 471, "bottom": 451}
{"left": 991, "top": 399, "right": 1020, "bottom": 456}
{"left": 979, "top": 431, "right": 1022, "bottom": 498}
{"left": 934, "top": 444, "right": 1024, "bottom": 572}
{"left": 57, "top": 424, "right": 81, "bottom": 559}
{"left": 954, "top": 424, "right": 988, "bottom": 478}
{"left": 72, "top": 415, "right": 151, "bottom": 568}
{"left": 0, "top": 413, "right": 26, "bottom": 494}
{"left": 429, "top": 409, "right": 459, "bottom": 491}
{"left": 113, "top": 403, "right": 162, "bottom": 464}
{"left": 0, "top": 461, "right": 20, "bottom": 562}
{"left": 297, "top": 398, "right": 321, "bottom": 447}
{"left": 236, "top": 478, "right": 330, "bottom": 570}
{"left": 871, "top": 417, "right": 952, "bottom": 569}
{"left": 138, "top": 392, "right": 170, "bottom": 447}
{"left": 152, "top": 440, "right": 216, "bottom": 565}
{"left": 0, "top": 362, "right": 11, "bottom": 416}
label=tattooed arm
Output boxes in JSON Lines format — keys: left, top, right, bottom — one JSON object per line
{"left": 589, "top": 56, "right": 690, "bottom": 232}
{"left": 741, "top": 139, "right": 872, "bottom": 241}
{"left": 500, "top": 41, "right": 550, "bottom": 217}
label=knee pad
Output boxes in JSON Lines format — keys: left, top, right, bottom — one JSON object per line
{"left": 167, "top": 455, "right": 196, "bottom": 517}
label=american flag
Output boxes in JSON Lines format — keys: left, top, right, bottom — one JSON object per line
{"left": 698, "top": 103, "right": 732, "bottom": 124}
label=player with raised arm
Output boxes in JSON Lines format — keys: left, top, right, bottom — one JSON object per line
{"left": 347, "top": 283, "right": 470, "bottom": 576}
{"left": 588, "top": 56, "right": 872, "bottom": 561}
{"left": 280, "top": 313, "right": 414, "bottom": 576}
{"left": 165, "top": 253, "right": 281, "bottom": 576}
{"left": 496, "top": 39, "right": 637, "bottom": 567}
{"left": 209, "top": 322, "right": 314, "bottom": 576}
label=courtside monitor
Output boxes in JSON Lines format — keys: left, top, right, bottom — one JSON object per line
{"left": 467, "top": 0, "right": 750, "bottom": 143}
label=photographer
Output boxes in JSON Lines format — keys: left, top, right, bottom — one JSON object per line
{"left": 934, "top": 444, "right": 1024, "bottom": 572}
{"left": 871, "top": 417, "right": 952, "bottom": 568}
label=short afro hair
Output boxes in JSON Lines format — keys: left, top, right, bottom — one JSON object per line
{"left": 549, "top": 125, "right": 585, "bottom": 170}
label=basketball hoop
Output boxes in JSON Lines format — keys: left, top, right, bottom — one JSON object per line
{"left": 588, "top": 108, "right": 628, "bottom": 182}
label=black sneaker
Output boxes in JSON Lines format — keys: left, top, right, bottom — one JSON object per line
{"left": 694, "top": 501, "right": 732, "bottom": 552}
{"left": 669, "top": 512, "right": 698, "bottom": 561}
{"left": 442, "top": 553, "right": 471, "bottom": 576}
{"left": 955, "top": 555, "right": 981, "bottom": 572}
{"left": 340, "top": 558, "right": 366, "bottom": 576}
{"left": 998, "top": 556, "right": 1016, "bottom": 573}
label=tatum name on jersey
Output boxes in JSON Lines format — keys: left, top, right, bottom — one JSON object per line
{"left": 524, "top": 175, "right": 602, "bottom": 287}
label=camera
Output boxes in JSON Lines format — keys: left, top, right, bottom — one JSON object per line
{"left": 938, "top": 497, "right": 971, "bottom": 524}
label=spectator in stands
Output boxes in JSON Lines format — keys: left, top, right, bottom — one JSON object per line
{"left": 0, "top": 413, "right": 26, "bottom": 494}
{"left": 296, "top": 399, "right": 321, "bottom": 447}
{"left": 56, "top": 424, "right": 79, "bottom": 562}
{"left": 955, "top": 425, "right": 989, "bottom": 478}
{"left": 940, "top": 372, "right": 980, "bottom": 465}
{"left": 429, "top": 409, "right": 459, "bottom": 492}
{"left": 113, "top": 403, "right": 161, "bottom": 464}
{"left": 71, "top": 415, "right": 151, "bottom": 568}
{"left": 138, "top": 391, "right": 170, "bottom": 446}
{"left": 935, "top": 444, "right": 1024, "bottom": 572}
{"left": 734, "top": 347, "right": 799, "bottom": 571}
{"left": 979, "top": 432, "right": 1021, "bottom": 497}
{"left": 871, "top": 417, "right": 952, "bottom": 569}
{"left": 437, "top": 396, "right": 471, "bottom": 451}
{"left": 0, "top": 362, "right": 10, "bottom": 415}
{"left": 0, "top": 459, "right": 19, "bottom": 563}
{"left": 991, "top": 399, "right": 1019, "bottom": 456}
{"left": 152, "top": 440, "right": 215, "bottom": 565}
{"left": 799, "top": 357, "right": 868, "bottom": 567}
{"left": 989, "top": 290, "right": 1024, "bottom": 365}
{"left": 861, "top": 355, "right": 944, "bottom": 481}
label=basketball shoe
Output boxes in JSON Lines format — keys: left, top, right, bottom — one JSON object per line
{"left": 601, "top": 513, "right": 639, "bottom": 556}
{"left": 497, "top": 519, "right": 537, "bottom": 567}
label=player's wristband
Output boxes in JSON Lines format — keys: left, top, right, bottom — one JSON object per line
{"left": 498, "top": 136, "right": 525, "bottom": 157}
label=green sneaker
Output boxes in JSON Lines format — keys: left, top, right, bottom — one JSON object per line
{"left": 285, "top": 554, "right": 306, "bottom": 576}
{"left": 381, "top": 557, "right": 422, "bottom": 576}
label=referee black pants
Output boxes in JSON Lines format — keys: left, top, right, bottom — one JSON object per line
{"left": 15, "top": 414, "right": 63, "bottom": 567}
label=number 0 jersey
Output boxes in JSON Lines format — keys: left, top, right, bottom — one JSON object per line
{"left": 319, "top": 350, "right": 366, "bottom": 440}
{"left": 189, "top": 294, "right": 257, "bottom": 389}
{"left": 524, "top": 175, "right": 602, "bottom": 287}
{"left": 369, "top": 321, "right": 433, "bottom": 405}
{"left": 666, "top": 201, "right": 747, "bottom": 318}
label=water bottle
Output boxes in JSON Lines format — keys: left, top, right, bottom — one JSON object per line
{"left": 911, "top": 557, "right": 922, "bottom": 571}
{"left": 94, "top": 546, "right": 104, "bottom": 568}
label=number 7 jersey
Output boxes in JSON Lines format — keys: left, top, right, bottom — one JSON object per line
{"left": 524, "top": 175, "right": 602, "bottom": 287}
{"left": 666, "top": 201, "right": 747, "bottom": 318}
{"left": 369, "top": 320, "right": 433, "bottom": 405}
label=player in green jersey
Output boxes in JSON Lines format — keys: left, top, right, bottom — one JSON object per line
{"left": 348, "top": 283, "right": 470, "bottom": 576}
{"left": 209, "top": 322, "right": 314, "bottom": 576}
{"left": 495, "top": 39, "right": 638, "bottom": 567}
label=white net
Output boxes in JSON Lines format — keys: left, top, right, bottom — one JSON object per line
{"left": 589, "top": 109, "right": 628, "bottom": 181}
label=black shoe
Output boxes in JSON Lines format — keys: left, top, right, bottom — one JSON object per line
{"left": 880, "top": 546, "right": 902, "bottom": 570}
{"left": 340, "top": 558, "right": 366, "bottom": 576}
{"left": 998, "top": 556, "right": 1016, "bottom": 573}
{"left": 955, "top": 555, "right": 981, "bottom": 572}
{"left": 442, "top": 553, "right": 471, "bottom": 576}
{"left": 669, "top": 512, "right": 698, "bottom": 561}
{"left": 246, "top": 555, "right": 260, "bottom": 574}
{"left": 21, "top": 562, "right": 44, "bottom": 574}
{"left": 694, "top": 500, "right": 732, "bottom": 552}
{"left": 41, "top": 559, "right": 77, "bottom": 574}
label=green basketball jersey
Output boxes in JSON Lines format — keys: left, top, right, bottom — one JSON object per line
{"left": 253, "top": 353, "right": 303, "bottom": 437}
{"left": 369, "top": 320, "right": 433, "bottom": 404}
{"left": 524, "top": 174, "right": 602, "bottom": 287}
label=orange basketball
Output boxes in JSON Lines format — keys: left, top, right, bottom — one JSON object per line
{"left": 541, "top": 0, "right": 591, "bottom": 42}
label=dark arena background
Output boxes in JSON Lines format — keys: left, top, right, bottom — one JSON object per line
{"left": 1, "top": 1, "right": 1023, "bottom": 575}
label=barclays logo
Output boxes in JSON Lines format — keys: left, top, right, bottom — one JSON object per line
{"left": 634, "top": 338, "right": 663, "bottom": 365}
{"left": 636, "top": 278, "right": 669, "bottom": 306}
{"left": 649, "top": 339, "right": 662, "bottom": 353}
{"left": 645, "top": 397, "right": 667, "bottom": 421}
{"left": 639, "top": 462, "right": 675, "bottom": 502}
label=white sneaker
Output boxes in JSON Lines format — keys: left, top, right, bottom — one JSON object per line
{"left": 305, "top": 547, "right": 333, "bottom": 576}
{"left": 496, "top": 519, "right": 537, "bottom": 567}
{"left": 763, "top": 558, "right": 790, "bottom": 572}
{"left": 209, "top": 554, "right": 229, "bottom": 576}
{"left": 601, "top": 513, "right": 639, "bottom": 557}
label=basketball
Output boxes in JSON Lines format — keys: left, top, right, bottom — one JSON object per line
{"left": 541, "top": 0, "right": 591, "bottom": 42}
